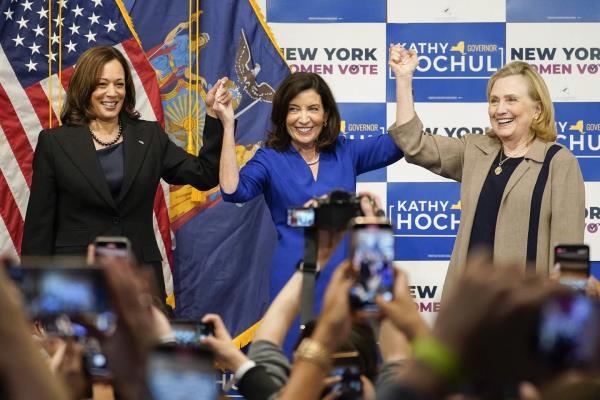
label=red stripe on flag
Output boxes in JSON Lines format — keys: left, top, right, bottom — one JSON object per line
{"left": 0, "top": 85, "right": 34, "bottom": 186}
{"left": 25, "top": 83, "right": 59, "bottom": 131}
{"left": 60, "top": 66, "right": 75, "bottom": 90}
{"left": 121, "top": 38, "right": 165, "bottom": 126}
{"left": 0, "top": 169, "right": 23, "bottom": 253}
{"left": 154, "top": 185, "right": 173, "bottom": 268}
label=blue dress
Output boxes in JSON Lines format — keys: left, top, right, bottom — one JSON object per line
{"left": 222, "top": 134, "right": 403, "bottom": 316}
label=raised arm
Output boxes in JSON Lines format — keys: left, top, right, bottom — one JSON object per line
{"left": 389, "top": 43, "right": 418, "bottom": 126}
{"left": 388, "top": 44, "right": 466, "bottom": 181}
{"left": 210, "top": 78, "right": 239, "bottom": 195}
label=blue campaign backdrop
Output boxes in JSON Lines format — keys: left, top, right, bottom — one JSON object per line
{"left": 267, "top": 0, "right": 386, "bottom": 23}
{"left": 507, "top": 0, "right": 600, "bottom": 22}
{"left": 386, "top": 23, "right": 506, "bottom": 103}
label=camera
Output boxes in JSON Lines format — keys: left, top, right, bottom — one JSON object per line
{"left": 147, "top": 345, "right": 219, "bottom": 400}
{"left": 82, "top": 336, "right": 111, "bottom": 379}
{"left": 94, "top": 236, "right": 132, "bottom": 259}
{"left": 170, "top": 320, "right": 215, "bottom": 345}
{"left": 287, "top": 190, "right": 362, "bottom": 230}
{"left": 7, "top": 261, "right": 116, "bottom": 332}
{"left": 323, "top": 353, "right": 363, "bottom": 400}
{"left": 554, "top": 244, "right": 589, "bottom": 292}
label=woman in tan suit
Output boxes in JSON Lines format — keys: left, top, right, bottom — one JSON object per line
{"left": 388, "top": 44, "right": 585, "bottom": 297}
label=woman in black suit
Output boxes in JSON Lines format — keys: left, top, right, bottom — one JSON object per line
{"left": 21, "top": 46, "right": 229, "bottom": 302}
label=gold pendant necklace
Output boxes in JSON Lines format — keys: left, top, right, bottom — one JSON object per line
{"left": 495, "top": 151, "right": 510, "bottom": 175}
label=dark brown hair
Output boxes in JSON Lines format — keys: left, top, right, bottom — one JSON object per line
{"left": 61, "top": 46, "right": 140, "bottom": 126}
{"left": 266, "top": 72, "right": 340, "bottom": 151}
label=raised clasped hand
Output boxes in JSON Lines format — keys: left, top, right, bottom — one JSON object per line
{"left": 211, "top": 78, "right": 235, "bottom": 126}
{"left": 388, "top": 43, "right": 418, "bottom": 78}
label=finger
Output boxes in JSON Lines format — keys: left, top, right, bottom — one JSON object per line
{"left": 202, "top": 313, "right": 230, "bottom": 340}
{"left": 394, "top": 268, "right": 410, "bottom": 297}
{"left": 322, "top": 375, "right": 342, "bottom": 387}
{"left": 207, "top": 80, "right": 222, "bottom": 96}
{"left": 87, "top": 244, "right": 95, "bottom": 265}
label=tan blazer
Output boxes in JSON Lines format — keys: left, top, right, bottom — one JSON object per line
{"left": 389, "top": 115, "right": 585, "bottom": 298}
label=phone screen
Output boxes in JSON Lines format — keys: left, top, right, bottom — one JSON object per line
{"left": 8, "top": 265, "right": 111, "bottom": 320}
{"left": 147, "top": 346, "right": 219, "bottom": 400}
{"left": 287, "top": 208, "right": 315, "bottom": 227}
{"left": 537, "top": 294, "right": 600, "bottom": 369}
{"left": 555, "top": 245, "right": 590, "bottom": 291}
{"left": 349, "top": 221, "right": 395, "bottom": 312}
{"left": 170, "top": 321, "right": 215, "bottom": 345}
{"left": 323, "top": 354, "right": 363, "bottom": 399}
{"left": 94, "top": 237, "right": 131, "bottom": 258}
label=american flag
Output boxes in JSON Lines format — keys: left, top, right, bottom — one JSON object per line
{"left": 0, "top": 0, "right": 174, "bottom": 297}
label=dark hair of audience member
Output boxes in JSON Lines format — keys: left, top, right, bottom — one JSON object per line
{"left": 296, "top": 320, "right": 378, "bottom": 380}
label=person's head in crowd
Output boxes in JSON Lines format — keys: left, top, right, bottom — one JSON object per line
{"left": 267, "top": 71, "right": 341, "bottom": 151}
{"left": 61, "top": 45, "right": 140, "bottom": 126}
{"left": 486, "top": 60, "right": 556, "bottom": 143}
{"left": 296, "top": 320, "right": 379, "bottom": 382}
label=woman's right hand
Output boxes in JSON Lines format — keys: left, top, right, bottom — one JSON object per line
{"left": 212, "top": 81, "right": 235, "bottom": 129}
{"left": 205, "top": 77, "right": 232, "bottom": 121}
{"left": 388, "top": 43, "right": 418, "bottom": 79}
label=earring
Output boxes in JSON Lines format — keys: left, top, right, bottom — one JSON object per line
{"left": 323, "top": 121, "right": 328, "bottom": 127}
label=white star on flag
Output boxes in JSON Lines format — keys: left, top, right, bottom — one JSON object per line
{"left": 85, "top": 30, "right": 97, "bottom": 42}
{"left": 65, "top": 40, "right": 77, "bottom": 53}
{"left": 21, "top": 0, "right": 33, "bottom": 12}
{"left": 72, "top": 4, "right": 84, "bottom": 18}
{"left": 68, "top": 22, "right": 80, "bottom": 35}
{"left": 104, "top": 19, "right": 116, "bottom": 33}
{"left": 12, "top": 34, "right": 24, "bottom": 47}
{"left": 25, "top": 59, "right": 37, "bottom": 71}
{"left": 16, "top": 16, "right": 29, "bottom": 30}
{"left": 88, "top": 12, "right": 100, "bottom": 25}
{"left": 28, "top": 42, "right": 41, "bottom": 54}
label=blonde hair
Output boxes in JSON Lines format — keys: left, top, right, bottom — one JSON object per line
{"left": 486, "top": 61, "right": 556, "bottom": 142}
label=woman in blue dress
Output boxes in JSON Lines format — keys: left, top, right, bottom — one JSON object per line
{"left": 214, "top": 72, "right": 403, "bottom": 346}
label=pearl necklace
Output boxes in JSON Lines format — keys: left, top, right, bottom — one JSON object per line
{"left": 90, "top": 121, "right": 122, "bottom": 147}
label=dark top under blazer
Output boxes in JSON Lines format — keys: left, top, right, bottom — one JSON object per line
{"left": 21, "top": 115, "right": 224, "bottom": 264}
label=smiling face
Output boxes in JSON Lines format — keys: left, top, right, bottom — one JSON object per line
{"left": 90, "top": 59, "right": 125, "bottom": 123}
{"left": 285, "top": 89, "right": 327, "bottom": 149}
{"left": 488, "top": 74, "right": 541, "bottom": 146}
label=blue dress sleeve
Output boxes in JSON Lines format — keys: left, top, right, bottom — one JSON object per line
{"left": 348, "top": 134, "right": 404, "bottom": 175}
{"left": 221, "top": 148, "right": 270, "bottom": 203}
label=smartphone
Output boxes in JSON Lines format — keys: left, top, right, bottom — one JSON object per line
{"left": 324, "top": 353, "right": 363, "bottom": 400}
{"left": 349, "top": 217, "right": 395, "bottom": 313}
{"left": 147, "top": 345, "right": 219, "bottom": 400}
{"left": 287, "top": 207, "right": 315, "bottom": 227}
{"left": 94, "top": 236, "right": 132, "bottom": 259}
{"left": 82, "top": 336, "right": 111, "bottom": 379}
{"left": 555, "top": 244, "right": 590, "bottom": 291}
{"left": 537, "top": 294, "right": 600, "bottom": 369}
{"left": 170, "top": 320, "right": 215, "bottom": 345}
{"left": 7, "top": 264, "right": 114, "bottom": 327}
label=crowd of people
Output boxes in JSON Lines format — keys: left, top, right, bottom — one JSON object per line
{"left": 5, "top": 37, "right": 593, "bottom": 399}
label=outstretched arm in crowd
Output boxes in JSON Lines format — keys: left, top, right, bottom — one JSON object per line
{"left": 278, "top": 261, "right": 356, "bottom": 400}
{"left": 0, "top": 258, "right": 69, "bottom": 400}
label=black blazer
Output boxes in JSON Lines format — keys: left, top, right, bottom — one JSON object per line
{"left": 21, "top": 114, "right": 223, "bottom": 265}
